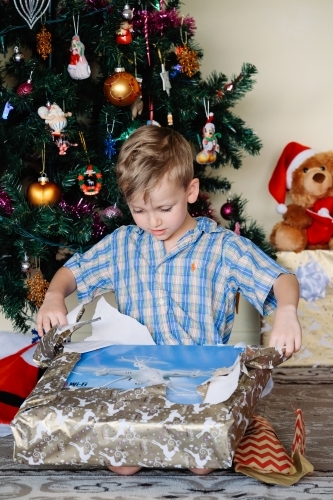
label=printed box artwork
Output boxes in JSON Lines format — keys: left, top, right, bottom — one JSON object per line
{"left": 11, "top": 324, "right": 285, "bottom": 469}
{"left": 261, "top": 250, "right": 333, "bottom": 367}
{"left": 65, "top": 344, "right": 245, "bottom": 404}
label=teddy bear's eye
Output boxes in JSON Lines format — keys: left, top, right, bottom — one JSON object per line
{"left": 303, "top": 168, "right": 308, "bottom": 173}
{"left": 320, "top": 166, "right": 326, "bottom": 171}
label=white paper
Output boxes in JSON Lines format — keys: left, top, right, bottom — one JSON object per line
{"left": 66, "top": 303, "right": 85, "bottom": 324}
{"left": 85, "top": 296, "right": 156, "bottom": 345}
{"left": 64, "top": 340, "right": 114, "bottom": 354}
{"left": 203, "top": 356, "right": 241, "bottom": 404}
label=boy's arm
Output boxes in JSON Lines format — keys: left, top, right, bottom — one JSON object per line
{"left": 36, "top": 266, "right": 77, "bottom": 337}
{"left": 268, "top": 273, "right": 302, "bottom": 358}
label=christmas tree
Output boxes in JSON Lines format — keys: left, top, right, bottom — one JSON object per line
{"left": 0, "top": 0, "right": 272, "bottom": 332}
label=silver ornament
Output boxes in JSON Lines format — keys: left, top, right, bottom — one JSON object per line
{"left": 122, "top": 3, "right": 133, "bottom": 20}
{"left": 21, "top": 255, "right": 31, "bottom": 273}
{"left": 12, "top": 46, "right": 25, "bottom": 63}
{"left": 13, "top": 0, "right": 51, "bottom": 29}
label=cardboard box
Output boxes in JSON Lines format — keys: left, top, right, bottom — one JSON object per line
{"left": 11, "top": 327, "right": 285, "bottom": 469}
{"left": 261, "top": 250, "right": 333, "bottom": 367}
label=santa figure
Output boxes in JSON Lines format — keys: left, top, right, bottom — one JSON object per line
{"left": 68, "top": 34, "right": 91, "bottom": 80}
{"left": 38, "top": 103, "right": 72, "bottom": 136}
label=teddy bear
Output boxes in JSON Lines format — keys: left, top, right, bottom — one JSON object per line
{"left": 268, "top": 141, "right": 333, "bottom": 252}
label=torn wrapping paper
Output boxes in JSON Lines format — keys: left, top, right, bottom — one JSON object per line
{"left": 12, "top": 330, "right": 285, "bottom": 469}
{"left": 86, "top": 296, "right": 156, "bottom": 345}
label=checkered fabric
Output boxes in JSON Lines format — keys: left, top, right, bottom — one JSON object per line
{"left": 65, "top": 217, "right": 288, "bottom": 345}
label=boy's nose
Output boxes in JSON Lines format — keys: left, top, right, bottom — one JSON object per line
{"left": 148, "top": 212, "right": 162, "bottom": 228}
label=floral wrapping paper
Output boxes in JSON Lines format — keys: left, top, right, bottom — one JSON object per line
{"left": 12, "top": 341, "right": 285, "bottom": 469}
{"left": 261, "top": 250, "right": 333, "bottom": 367}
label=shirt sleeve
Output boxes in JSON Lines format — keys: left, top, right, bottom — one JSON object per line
{"left": 222, "top": 232, "right": 291, "bottom": 316}
{"left": 64, "top": 232, "right": 116, "bottom": 304}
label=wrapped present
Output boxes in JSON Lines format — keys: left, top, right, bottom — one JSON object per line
{"left": 261, "top": 250, "right": 333, "bottom": 366}
{"left": 11, "top": 320, "right": 286, "bottom": 469}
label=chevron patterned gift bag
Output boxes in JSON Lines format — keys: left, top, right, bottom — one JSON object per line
{"left": 233, "top": 409, "right": 314, "bottom": 485}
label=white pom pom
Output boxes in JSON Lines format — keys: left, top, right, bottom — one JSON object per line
{"left": 276, "top": 203, "right": 287, "bottom": 214}
{"left": 318, "top": 208, "right": 332, "bottom": 219}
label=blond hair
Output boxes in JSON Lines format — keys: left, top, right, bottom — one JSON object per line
{"left": 116, "top": 125, "right": 193, "bottom": 202}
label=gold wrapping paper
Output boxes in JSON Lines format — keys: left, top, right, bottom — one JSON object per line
{"left": 12, "top": 342, "right": 285, "bottom": 469}
{"left": 261, "top": 250, "right": 333, "bottom": 366}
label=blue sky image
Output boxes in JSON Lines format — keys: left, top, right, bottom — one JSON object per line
{"left": 65, "top": 345, "right": 245, "bottom": 404}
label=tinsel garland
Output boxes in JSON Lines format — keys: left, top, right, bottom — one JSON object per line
{"left": 133, "top": 9, "right": 195, "bottom": 36}
{"left": 59, "top": 198, "right": 107, "bottom": 238}
{"left": 0, "top": 189, "right": 14, "bottom": 215}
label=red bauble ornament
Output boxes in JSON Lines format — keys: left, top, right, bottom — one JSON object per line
{"left": 220, "top": 199, "right": 235, "bottom": 220}
{"left": 17, "top": 79, "right": 33, "bottom": 96}
{"left": 103, "top": 67, "right": 141, "bottom": 107}
{"left": 116, "top": 21, "right": 132, "bottom": 44}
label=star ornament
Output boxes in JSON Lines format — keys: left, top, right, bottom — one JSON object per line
{"left": 160, "top": 63, "right": 171, "bottom": 96}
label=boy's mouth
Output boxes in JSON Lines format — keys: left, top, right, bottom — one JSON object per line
{"left": 150, "top": 229, "right": 166, "bottom": 236}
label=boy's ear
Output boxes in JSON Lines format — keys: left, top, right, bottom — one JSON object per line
{"left": 187, "top": 178, "right": 200, "bottom": 203}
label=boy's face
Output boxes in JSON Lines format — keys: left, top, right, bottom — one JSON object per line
{"left": 128, "top": 176, "right": 199, "bottom": 249}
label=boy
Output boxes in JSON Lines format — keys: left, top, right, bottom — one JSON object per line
{"left": 37, "top": 125, "right": 301, "bottom": 475}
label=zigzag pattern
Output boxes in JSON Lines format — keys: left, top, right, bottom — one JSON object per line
{"left": 234, "top": 414, "right": 294, "bottom": 474}
{"left": 291, "top": 409, "right": 305, "bottom": 456}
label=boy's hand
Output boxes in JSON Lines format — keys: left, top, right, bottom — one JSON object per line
{"left": 35, "top": 266, "right": 77, "bottom": 337}
{"left": 36, "top": 293, "right": 68, "bottom": 337}
{"left": 268, "top": 305, "right": 302, "bottom": 358}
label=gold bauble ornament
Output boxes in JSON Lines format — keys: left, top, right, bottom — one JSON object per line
{"left": 27, "top": 173, "right": 61, "bottom": 206}
{"left": 103, "top": 67, "right": 141, "bottom": 107}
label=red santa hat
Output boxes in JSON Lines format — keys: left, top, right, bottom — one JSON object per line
{"left": 203, "top": 112, "right": 215, "bottom": 133}
{"left": 268, "top": 142, "right": 316, "bottom": 214}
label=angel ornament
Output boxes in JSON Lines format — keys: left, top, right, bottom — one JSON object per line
{"left": 68, "top": 16, "right": 91, "bottom": 80}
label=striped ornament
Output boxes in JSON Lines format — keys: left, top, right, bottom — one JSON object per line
{"left": 291, "top": 408, "right": 306, "bottom": 456}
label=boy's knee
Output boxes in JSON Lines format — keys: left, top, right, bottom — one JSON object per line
{"left": 189, "top": 467, "right": 215, "bottom": 475}
{"left": 107, "top": 465, "right": 142, "bottom": 475}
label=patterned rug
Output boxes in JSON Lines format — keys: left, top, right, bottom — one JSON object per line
{"left": 1, "top": 470, "right": 333, "bottom": 500}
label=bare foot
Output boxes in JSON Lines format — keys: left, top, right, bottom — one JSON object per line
{"left": 189, "top": 468, "right": 215, "bottom": 475}
{"left": 107, "top": 465, "right": 142, "bottom": 475}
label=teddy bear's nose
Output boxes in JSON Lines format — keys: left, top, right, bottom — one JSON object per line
{"left": 312, "top": 172, "right": 326, "bottom": 184}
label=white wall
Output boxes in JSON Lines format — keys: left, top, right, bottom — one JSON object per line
{"left": 2, "top": 1, "right": 332, "bottom": 343}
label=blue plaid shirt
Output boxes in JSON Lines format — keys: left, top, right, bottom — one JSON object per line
{"left": 65, "top": 217, "right": 288, "bottom": 345}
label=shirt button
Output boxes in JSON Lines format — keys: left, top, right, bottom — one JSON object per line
{"left": 159, "top": 298, "right": 164, "bottom": 305}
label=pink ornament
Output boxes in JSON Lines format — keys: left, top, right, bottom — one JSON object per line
{"left": 142, "top": 9, "right": 150, "bottom": 65}
{"left": 103, "top": 204, "right": 123, "bottom": 219}
{"left": 16, "top": 79, "right": 33, "bottom": 96}
{"left": 220, "top": 199, "right": 234, "bottom": 220}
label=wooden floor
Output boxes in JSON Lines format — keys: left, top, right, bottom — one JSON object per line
{"left": 256, "top": 367, "right": 333, "bottom": 472}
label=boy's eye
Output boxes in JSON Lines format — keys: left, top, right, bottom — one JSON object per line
{"left": 132, "top": 209, "right": 143, "bottom": 214}
{"left": 161, "top": 207, "right": 172, "bottom": 212}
